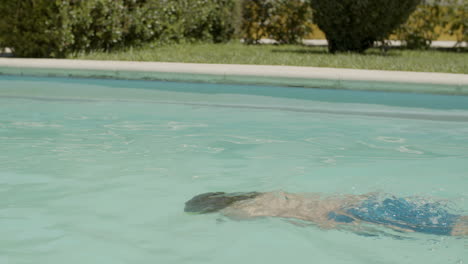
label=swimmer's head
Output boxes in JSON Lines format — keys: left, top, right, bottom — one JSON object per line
{"left": 184, "top": 192, "right": 260, "bottom": 214}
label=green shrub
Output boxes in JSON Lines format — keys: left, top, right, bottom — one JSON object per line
{"left": 68, "top": 0, "right": 130, "bottom": 52}
{"left": 159, "top": 0, "right": 240, "bottom": 43}
{"left": 241, "top": 0, "right": 313, "bottom": 45}
{"left": 396, "top": 0, "right": 447, "bottom": 49}
{"left": 241, "top": 0, "right": 273, "bottom": 44}
{"left": 448, "top": 1, "right": 468, "bottom": 45}
{"left": 0, "top": 0, "right": 239, "bottom": 58}
{"left": 266, "top": 0, "right": 313, "bottom": 44}
{"left": 397, "top": 0, "right": 467, "bottom": 49}
{"left": 0, "top": 0, "right": 73, "bottom": 57}
{"left": 207, "top": 0, "right": 243, "bottom": 43}
{"left": 310, "top": 0, "right": 421, "bottom": 53}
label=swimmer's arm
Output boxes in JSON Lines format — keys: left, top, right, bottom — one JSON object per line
{"left": 222, "top": 206, "right": 415, "bottom": 239}
{"left": 220, "top": 207, "right": 264, "bottom": 221}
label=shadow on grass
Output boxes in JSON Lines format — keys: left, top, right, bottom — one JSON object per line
{"left": 271, "top": 45, "right": 467, "bottom": 56}
{"left": 271, "top": 48, "right": 328, "bottom": 55}
{"left": 391, "top": 46, "right": 467, "bottom": 53}
{"left": 270, "top": 48, "right": 400, "bottom": 57}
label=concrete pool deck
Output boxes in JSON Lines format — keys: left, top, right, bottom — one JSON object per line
{"left": 0, "top": 58, "right": 467, "bottom": 95}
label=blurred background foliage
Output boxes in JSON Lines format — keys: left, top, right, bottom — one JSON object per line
{"left": 0, "top": 0, "right": 240, "bottom": 57}
{"left": 310, "top": 0, "right": 421, "bottom": 53}
{"left": 241, "top": 0, "right": 312, "bottom": 45}
{"left": 396, "top": 0, "right": 467, "bottom": 49}
{"left": 0, "top": 0, "right": 465, "bottom": 57}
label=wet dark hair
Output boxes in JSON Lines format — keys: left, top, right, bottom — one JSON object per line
{"left": 184, "top": 192, "right": 260, "bottom": 214}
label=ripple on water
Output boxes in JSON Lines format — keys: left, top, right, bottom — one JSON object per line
{"left": 178, "top": 144, "right": 224, "bottom": 154}
{"left": 223, "top": 135, "right": 287, "bottom": 145}
{"left": 10, "top": 122, "right": 63, "bottom": 128}
{"left": 356, "top": 140, "right": 386, "bottom": 150}
{"left": 65, "top": 115, "right": 89, "bottom": 120}
{"left": 104, "top": 121, "right": 208, "bottom": 131}
{"left": 376, "top": 136, "right": 406, "bottom": 143}
{"left": 321, "top": 157, "right": 337, "bottom": 165}
{"left": 304, "top": 137, "right": 347, "bottom": 151}
{"left": 397, "top": 146, "right": 424, "bottom": 155}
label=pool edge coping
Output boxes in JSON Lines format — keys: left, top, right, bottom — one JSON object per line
{"left": 1, "top": 58, "right": 467, "bottom": 95}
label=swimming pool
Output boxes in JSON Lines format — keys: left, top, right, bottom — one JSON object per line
{"left": 1, "top": 75, "right": 467, "bottom": 263}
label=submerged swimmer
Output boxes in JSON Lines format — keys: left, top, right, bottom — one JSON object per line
{"left": 184, "top": 191, "right": 468, "bottom": 236}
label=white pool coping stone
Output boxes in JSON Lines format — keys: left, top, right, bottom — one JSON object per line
{"left": 1, "top": 58, "right": 467, "bottom": 95}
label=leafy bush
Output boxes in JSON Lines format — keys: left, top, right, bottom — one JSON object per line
{"left": 0, "top": 0, "right": 73, "bottom": 57}
{"left": 0, "top": 0, "right": 239, "bottom": 57}
{"left": 266, "top": 0, "right": 313, "bottom": 44}
{"left": 397, "top": 0, "right": 467, "bottom": 49}
{"left": 310, "top": 0, "right": 421, "bottom": 53}
{"left": 241, "top": 0, "right": 273, "bottom": 44}
{"left": 448, "top": 2, "right": 467, "bottom": 45}
{"left": 241, "top": 0, "right": 313, "bottom": 45}
{"left": 396, "top": 0, "right": 446, "bottom": 49}
{"left": 159, "top": 0, "right": 240, "bottom": 43}
{"left": 207, "top": 0, "right": 243, "bottom": 43}
{"left": 68, "top": 0, "right": 131, "bottom": 52}
{"left": 242, "top": 0, "right": 312, "bottom": 44}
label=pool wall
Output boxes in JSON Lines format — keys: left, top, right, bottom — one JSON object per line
{"left": 0, "top": 58, "right": 467, "bottom": 95}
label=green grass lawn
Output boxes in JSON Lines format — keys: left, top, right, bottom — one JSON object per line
{"left": 70, "top": 42, "right": 468, "bottom": 74}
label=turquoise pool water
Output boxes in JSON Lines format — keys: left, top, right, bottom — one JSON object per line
{"left": 0, "top": 76, "right": 467, "bottom": 263}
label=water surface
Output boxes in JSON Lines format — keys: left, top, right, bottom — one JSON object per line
{"left": 0, "top": 76, "right": 467, "bottom": 264}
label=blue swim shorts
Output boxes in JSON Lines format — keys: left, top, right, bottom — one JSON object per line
{"left": 328, "top": 197, "right": 460, "bottom": 236}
